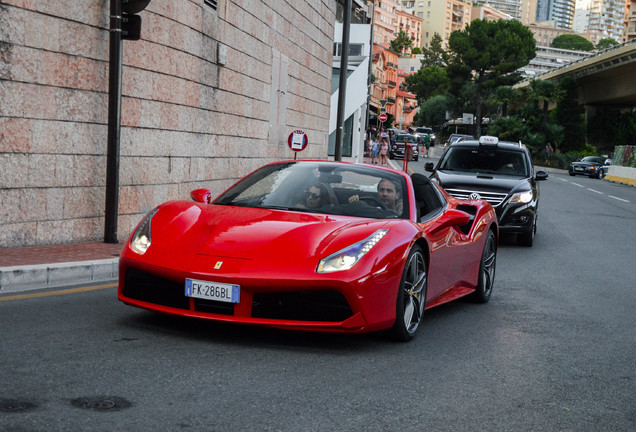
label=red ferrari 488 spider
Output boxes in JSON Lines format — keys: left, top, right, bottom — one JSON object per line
{"left": 118, "top": 161, "right": 497, "bottom": 341}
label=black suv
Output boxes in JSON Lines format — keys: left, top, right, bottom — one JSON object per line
{"left": 425, "top": 136, "right": 548, "bottom": 246}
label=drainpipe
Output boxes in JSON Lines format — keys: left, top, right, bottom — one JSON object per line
{"left": 104, "top": 0, "right": 123, "bottom": 244}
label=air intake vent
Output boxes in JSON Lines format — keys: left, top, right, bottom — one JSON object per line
{"left": 204, "top": 0, "right": 218, "bottom": 11}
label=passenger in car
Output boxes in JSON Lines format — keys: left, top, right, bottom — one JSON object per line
{"left": 302, "top": 182, "right": 337, "bottom": 209}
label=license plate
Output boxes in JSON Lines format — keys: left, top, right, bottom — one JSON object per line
{"left": 575, "top": 167, "right": 583, "bottom": 171}
{"left": 185, "top": 278, "right": 240, "bottom": 303}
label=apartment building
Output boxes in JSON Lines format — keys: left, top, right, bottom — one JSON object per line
{"left": 626, "top": 0, "right": 636, "bottom": 41}
{"left": 536, "top": 0, "right": 576, "bottom": 29}
{"left": 399, "top": 0, "right": 472, "bottom": 48}
{"left": 374, "top": 0, "right": 400, "bottom": 44}
{"left": 395, "top": 8, "right": 424, "bottom": 49}
{"left": 573, "top": 0, "right": 627, "bottom": 43}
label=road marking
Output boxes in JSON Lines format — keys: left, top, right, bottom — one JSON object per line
{"left": 587, "top": 188, "right": 603, "bottom": 194}
{"left": 0, "top": 282, "right": 117, "bottom": 302}
{"left": 572, "top": 182, "right": 584, "bottom": 188}
{"left": 609, "top": 195, "right": 630, "bottom": 203}
{"left": 558, "top": 178, "right": 569, "bottom": 182}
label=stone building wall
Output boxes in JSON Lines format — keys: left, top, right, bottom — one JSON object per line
{"left": 0, "top": 0, "right": 336, "bottom": 247}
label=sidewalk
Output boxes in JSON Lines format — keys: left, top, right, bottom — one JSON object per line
{"left": 0, "top": 242, "right": 123, "bottom": 294}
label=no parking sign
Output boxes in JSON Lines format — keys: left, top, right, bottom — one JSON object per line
{"left": 288, "top": 130, "right": 308, "bottom": 153}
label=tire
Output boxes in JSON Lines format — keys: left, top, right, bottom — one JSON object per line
{"left": 391, "top": 245, "right": 427, "bottom": 341}
{"left": 517, "top": 215, "right": 536, "bottom": 247}
{"left": 569, "top": 171, "right": 575, "bottom": 176}
{"left": 470, "top": 230, "right": 496, "bottom": 303}
{"left": 597, "top": 170, "right": 605, "bottom": 179}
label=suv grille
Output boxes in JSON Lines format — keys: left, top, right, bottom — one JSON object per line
{"left": 445, "top": 188, "right": 507, "bottom": 207}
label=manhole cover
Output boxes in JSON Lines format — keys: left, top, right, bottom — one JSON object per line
{"left": 70, "top": 396, "right": 132, "bottom": 412}
{"left": 0, "top": 399, "right": 38, "bottom": 413}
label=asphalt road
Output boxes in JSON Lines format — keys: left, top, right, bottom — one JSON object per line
{"left": 1, "top": 163, "right": 635, "bottom": 432}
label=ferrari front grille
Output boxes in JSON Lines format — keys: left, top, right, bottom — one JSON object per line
{"left": 252, "top": 291, "right": 353, "bottom": 322}
{"left": 124, "top": 268, "right": 189, "bottom": 309}
{"left": 123, "top": 269, "right": 352, "bottom": 322}
{"left": 445, "top": 188, "right": 507, "bottom": 207}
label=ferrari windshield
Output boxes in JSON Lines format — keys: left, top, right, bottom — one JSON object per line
{"left": 438, "top": 146, "right": 529, "bottom": 177}
{"left": 214, "top": 162, "right": 408, "bottom": 219}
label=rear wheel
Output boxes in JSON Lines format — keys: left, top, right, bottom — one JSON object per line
{"left": 391, "top": 245, "right": 427, "bottom": 341}
{"left": 471, "top": 230, "right": 497, "bottom": 303}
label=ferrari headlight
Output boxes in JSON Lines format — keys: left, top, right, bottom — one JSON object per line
{"left": 510, "top": 191, "right": 533, "bottom": 204}
{"left": 130, "top": 208, "right": 159, "bottom": 255}
{"left": 317, "top": 229, "right": 389, "bottom": 273}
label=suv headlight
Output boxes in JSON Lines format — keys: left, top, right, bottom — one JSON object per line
{"left": 317, "top": 230, "right": 389, "bottom": 273}
{"left": 130, "top": 208, "right": 159, "bottom": 255}
{"left": 510, "top": 191, "right": 533, "bottom": 204}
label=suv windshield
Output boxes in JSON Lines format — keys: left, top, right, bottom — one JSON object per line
{"left": 438, "top": 146, "right": 529, "bottom": 177}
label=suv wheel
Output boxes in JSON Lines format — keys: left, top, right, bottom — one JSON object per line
{"left": 517, "top": 216, "right": 536, "bottom": 247}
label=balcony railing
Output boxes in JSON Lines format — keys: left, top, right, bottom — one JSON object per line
{"left": 387, "top": 97, "right": 396, "bottom": 104}
{"left": 388, "top": 80, "right": 396, "bottom": 87}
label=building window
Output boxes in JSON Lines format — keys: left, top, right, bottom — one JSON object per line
{"left": 334, "top": 43, "right": 364, "bottom": 57}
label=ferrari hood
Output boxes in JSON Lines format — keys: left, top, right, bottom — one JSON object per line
{"left": 150, "top": 202, "right": 390, "bottom": 262}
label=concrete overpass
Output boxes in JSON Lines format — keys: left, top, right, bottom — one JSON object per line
{"left": 516, "top": 40, "right": 636, "bottom": 187}
{"left": 516, "top": 39, "right": 636, "bottom": 107}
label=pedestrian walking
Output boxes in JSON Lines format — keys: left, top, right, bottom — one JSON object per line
{"left": 371, "top": 139, "right": 380, "bottom": 164}
{"left": 379, "top": 138, "right": 389, "bottom": 165}
{"left": 423, "top": 134, "right": 431, "bottom": 158}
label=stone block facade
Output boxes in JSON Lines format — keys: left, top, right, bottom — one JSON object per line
{"left": 0, "top": 0, "right": 336, "bottom": 247}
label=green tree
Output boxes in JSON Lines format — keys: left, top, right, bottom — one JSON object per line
{"left": 390, "top": 30, "right": 413, "bottom": 55}
{"left": 486, "top": 86, "right": 520, "bottom": 117}
{"left": 527, "top": 79, "right": 562, "bottom": 124}
{"left": 596, "top": 38, "right": 619, "bottom": 51}
{"left": 551, "top": 34, "right": 594, "bottom": 51}
{"left": 419, "top": 33, "right": 448, "bottom": 68}
{"left": 404, "top": 65, "right": 450, "bottom": 104}
{"left": 447, "top": 19, "right": 536, "bottom": 137}
{"left": 411, "top": 47, "right": 422, "bottom": 55}
{"left": 555, "top": 76, "right": 585, "bottom": 152}
{"left": 413, "top": 95, "right": 452, "bottom": 128}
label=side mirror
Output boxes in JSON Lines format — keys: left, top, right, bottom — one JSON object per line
{"left": 424, "top": 162, "right": 435, "bottom": 172}
{"left": 191, "top": 188, "right": 212, "bottom": 204}
{"left": 535, "top": 170, "right": 549, "bottom": 181}
{"left": 430, "top": 209, "right": 471, "bottom": 233}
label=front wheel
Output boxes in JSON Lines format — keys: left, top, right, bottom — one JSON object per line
{"left": 517, "top": 216, "right": 536, "bottom": 247}
{"left": 390, "top": 245, "right": 427, "bottom": 341}
{"left": 597, "top": 170, "right": 605, "bottom": 179}
{"left": 470, "top": 230, "right": 497, "bottom": 303}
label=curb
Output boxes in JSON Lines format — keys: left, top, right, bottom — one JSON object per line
{"left": 0, "top": 258, "right": 118, "bottom": 294}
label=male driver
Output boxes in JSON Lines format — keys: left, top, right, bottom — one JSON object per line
{"left": 349, "top": 178, "right": 402, "bottom": 214}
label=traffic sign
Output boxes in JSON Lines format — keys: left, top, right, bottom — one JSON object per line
{"left": 379, "top": 113, "right": 388, "bottom": 122}
{"left": 288, "top": 130, "right": 308, "bottom": 152}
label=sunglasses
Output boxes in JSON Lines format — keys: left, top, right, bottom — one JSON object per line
{"left": 305, "top": 191, "right": 321, "bottom": 199}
